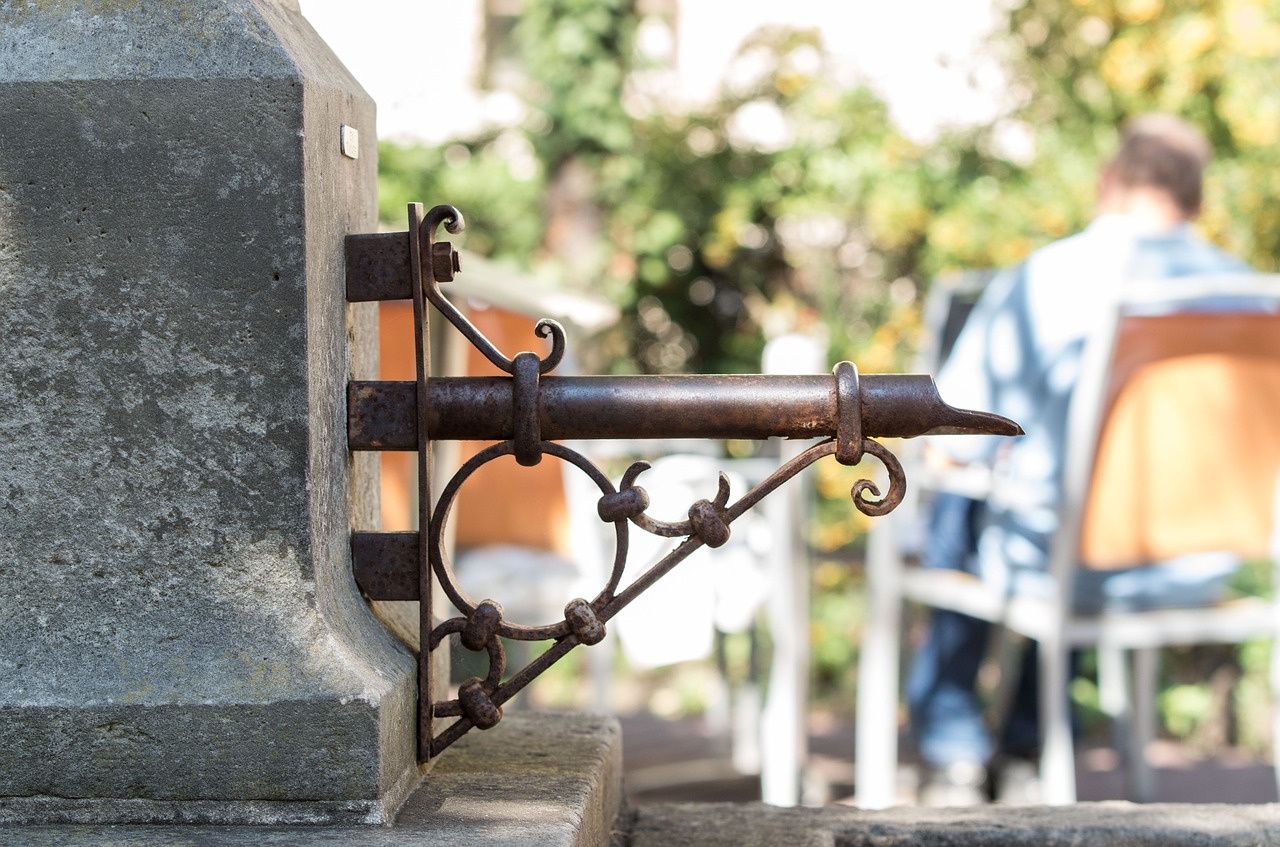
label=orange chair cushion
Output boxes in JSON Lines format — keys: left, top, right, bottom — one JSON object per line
{"left": 1081, "top": 353, "right": 1280, "bottom": 568}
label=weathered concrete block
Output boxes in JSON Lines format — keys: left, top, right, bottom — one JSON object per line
{"left": 0, "top": 712, "right": 625, "bottom": 846}
{"left": 0, "top": 0, "right": 415, "bottom": 824}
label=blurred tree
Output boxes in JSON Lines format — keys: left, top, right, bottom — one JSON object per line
{"left": 516, "top": 0, "right": 637, "bottom": 290}
{"left": 598, "top": 27, "right": 939, "bottom": 374}
{"left": 379, "top": 0, "right": 1280, "bottom": 372}
{"left": 379, "top": 134, "right": 546, "bottom": 260}
{"left": 380, "top": 15, "right": 955, "bottom": 376}
{"left": 981, "top": 0, "right": 1280, "bottom": 271}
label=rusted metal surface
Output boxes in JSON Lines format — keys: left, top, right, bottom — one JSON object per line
{"left": 344, "top": 230, "right": 462, "bottom": 301}
{"left": 351, "top": 531, "right": 419, "bottom": 599}
{"left": 345, "top": 202, "right": 1022, "bottom": 763}
{"left": 408, "top": 202, "right": 434, "bottom": 764}
{"left": 347, "top": 373, "right": 1019, "bottom": 449}
{"left": 345, "top": 232, "right": 413, "bottom": 302}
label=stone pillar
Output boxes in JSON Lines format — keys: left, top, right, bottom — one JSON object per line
{"left": 0, "top": 0, "right": 417, "bottom": 825}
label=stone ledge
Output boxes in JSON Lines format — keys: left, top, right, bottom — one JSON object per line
{"left": 0, "top": 712, "right": 623, "bottom": 847}
{"left": 626, "top": 801, "right": 1280, "bottom": 846}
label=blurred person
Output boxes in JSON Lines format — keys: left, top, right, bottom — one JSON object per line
{"left": 906, "top": 114, "right": 1252, "bottom": 805}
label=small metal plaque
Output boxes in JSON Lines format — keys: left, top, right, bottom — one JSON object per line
{"left": 340, "top": 125, "right": 359, "bottom": 159}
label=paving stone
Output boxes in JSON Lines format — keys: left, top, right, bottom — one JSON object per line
{"left": 627, "top": 801, "right": 1280, "bottom": 847}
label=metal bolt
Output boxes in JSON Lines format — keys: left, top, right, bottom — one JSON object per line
{"left": 432, "top": 241, "right": 460, "bottom": 282}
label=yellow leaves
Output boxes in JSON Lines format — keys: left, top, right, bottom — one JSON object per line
{"left": 1033, "top": 207, "right": 1071, "bottom": 239}
{"left": 815, "top": 453, "right": 862, "bottom": 500}
{"left": 865, "top": 180, "right": 929, "bottom": 252}
{"left": 928, "top": 216, "right": 968, "bottom": 258}
{"left": 701, "top": 240, "right": 734, "bottom": 270}
{"left": 1209, "top": 2, "right": 1280, "bottom": 148}
{"left": 775, "top": 71, "right": 808, "bottom": 98}
{"left": 1167, "top": 15, "right": 1218, "bottom": 63}
{"left": 1220, "top": 85, "right": 1280, "bottom": 147}
{"left": 1100, "top": 34, "right": 1153, "bottom": 93}
{"left": 1240, "top": 189, "right": 1265, "bottom": 215}
{"left": 926, "top": 199, "right": 1039, "bottom": 272}
{"left": 812, "top": 517, "right": 862, "bottom": 553}
{"left": 992, "top": 235, "right": 1036, "bottom": 268}
{"left": 812, "top": 460, "right": 873, "bottom": 547}
{"left": 704, "top": 208, "right": 746, "bottom": 269}
{"left": 861, "top": 314, "right": 919, "bottom": 374}
{"left": 1224, "top": 0, "right": 1280, "bottom": 57}
{"left": 813, "top": 560, "right": 847, "bottom": 591}
{"left": 1118, "top": 0, "right": 1164, "bottom": 24}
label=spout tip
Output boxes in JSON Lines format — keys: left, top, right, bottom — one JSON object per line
{"left": 861, "top": 373, "right": 1026, "bottom": 439}
{"left": 929, "top": 407, "right": 1024, "bottom": 437}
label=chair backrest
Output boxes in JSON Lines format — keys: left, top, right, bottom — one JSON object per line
{"left": 886, "top": 270, "right": 1000, "bottom": 556}
{"left": 915, "top": 269, "right": 997, "bottom": 374}
{"left": 1053, "top": 275, "right": 1280, "bottom": 577}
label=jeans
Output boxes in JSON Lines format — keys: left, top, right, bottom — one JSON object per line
{"left": 905, "top": 493, "right": 1040, "bottom": 767}
{"left": 906, "top": 492, "right": 1240, "bottom": 768}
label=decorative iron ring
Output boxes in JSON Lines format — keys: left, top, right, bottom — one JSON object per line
{"left": 428, "top": 440, "right": 629, "bottom": 640}
{"left": 512, "top": 351, "right": 542, "bottom": 466}
{"left": 423, "top": 434, "right": 906, "bottom": 757}
{"left": 618, "top": 465, "right": 733, "bottom": 539}
{"left": 431, "top": 633, "right": 506, "bottom": 716}
{"left": 564, "top": 597, "right": 606, "bottom": 645}
{"left": 833, "top": 361, "right": 863, "bottom": 465}
{"left": 462, "top": 599, "right": 504, "bottom": 650}
{"left": 456, "top": 678, "right": 503, "bottom": 729}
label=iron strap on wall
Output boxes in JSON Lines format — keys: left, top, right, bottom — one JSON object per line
{"left": 345, "top": 203, "right": 1021, "bottom": 763}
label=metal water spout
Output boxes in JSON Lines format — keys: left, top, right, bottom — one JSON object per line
{"left": 346, "top": 204, "right": 1021, "bottom": 762}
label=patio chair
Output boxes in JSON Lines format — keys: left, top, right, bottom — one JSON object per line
{"left": 855, "top": 273, "right": 1280, "bottom": 807}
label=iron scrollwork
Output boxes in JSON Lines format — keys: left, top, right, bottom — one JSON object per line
{"left": 345, "top": 203, "right": 1021, "bottom": 762}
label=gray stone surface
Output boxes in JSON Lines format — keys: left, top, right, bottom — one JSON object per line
{"left": 0, "top": 712, "right": 624, "bottom": 846}
{"left": 0, "top": 0, "right": 415, "bottom": 824}
{"left": 627, "top": 801, "right": 1280, "bottom": 847}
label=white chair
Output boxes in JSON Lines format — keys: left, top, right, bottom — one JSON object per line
{"left": 856, "top": 273, "right": 1280, "bottom": 807}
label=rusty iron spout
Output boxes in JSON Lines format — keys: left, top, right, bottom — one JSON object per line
{"left": 347, "top": 371, "right": 1022, "bottom": 450}
{"left": 865, "top": 374, "right": 1025, "bottom": 438}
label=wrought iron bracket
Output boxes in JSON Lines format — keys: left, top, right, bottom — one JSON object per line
{"left": 345, "top": 203, "right": 1021, "bottom": 763}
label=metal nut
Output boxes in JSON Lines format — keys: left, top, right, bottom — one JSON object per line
{"left": 432, "top": 241, "right": 460, "bottom": 282}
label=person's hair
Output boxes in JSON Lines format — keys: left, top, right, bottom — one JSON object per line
{"left": 1106, "top": 113, "right": 1212, "bottom": 217}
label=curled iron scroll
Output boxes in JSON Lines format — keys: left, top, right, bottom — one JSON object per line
{"left": 421, "top": 205, "right": 566, "bottom": 376}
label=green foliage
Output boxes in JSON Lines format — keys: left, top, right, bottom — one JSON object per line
{"left": 1069, "top": 675, "right": 1108, "bottom": 733}
{"left": 1235, "top": 638, "right": 1273, "bottom": 751}
{"left": 379, "top": 0, "right": 1280, "bottom": 374}
{"left": 378, "top": 136, "right": 546, "bottom": 260}
{"left": 808, "top": 560, "right": 862, "bottom": 710}
{"left": 1228, "top": 557, "right": 1274, "bottom": 600}
{"left": 516, "top": 0, "right": 638, "bottom": 167}
{"left": 379, "top": 0, "right": 1280, "bottom": 730}
{"left": 595, "top": 25, "right": 1003, "bottom": 374}
{"left": 1160, "top": 683, "right": 1217, "bottom": 738}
